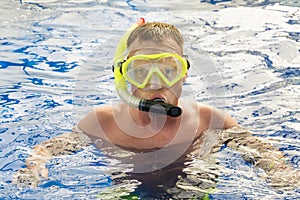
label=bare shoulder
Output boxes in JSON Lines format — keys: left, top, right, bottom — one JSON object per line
{"left": 197, "top": 103, "right": 239, "bottom": 129}
{"left": 77, "top": 104, "right": 119, "bottom": 138}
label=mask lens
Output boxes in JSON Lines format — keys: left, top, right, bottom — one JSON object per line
{"left": 126, "top": 59, "right": 151, "bottom": 85}
{"left": 157, "top": 56, "right": 182, "bottom": 82}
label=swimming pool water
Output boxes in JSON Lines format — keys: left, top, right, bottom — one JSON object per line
{"left": 1, "top": 0, "right": 300, "bottom": 199}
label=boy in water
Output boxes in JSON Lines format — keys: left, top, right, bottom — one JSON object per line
{"left": 14, "top": 19, "right": 299, "bottom": 198}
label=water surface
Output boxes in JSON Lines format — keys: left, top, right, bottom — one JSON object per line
{"left": 1, "top": 0, "right": 299, "bottom": 199}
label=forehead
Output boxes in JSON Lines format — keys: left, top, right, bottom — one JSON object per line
{"left": 127, "top": 39, "right": 182, "bottom": 56}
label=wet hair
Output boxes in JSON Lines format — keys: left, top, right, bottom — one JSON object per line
{"left": 127, "top": 22, "right": 184, "bottom": 52}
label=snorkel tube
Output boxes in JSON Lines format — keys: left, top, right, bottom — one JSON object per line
{"left": 113, "top": 18, "right": 182, "bottom": 117}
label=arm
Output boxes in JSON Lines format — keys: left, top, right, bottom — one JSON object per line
{"left": 219, "top": 127, "right": 299, "bottom": 189}
{"left": 13, "top": 126, "right": 91, "bottom": 187}
{"left": 200, "top": 104, "right": 299, "bottom": 188}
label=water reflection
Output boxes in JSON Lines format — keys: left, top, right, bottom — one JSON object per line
{"left": 95, "top": 128, "right": 221, "bottom": 199}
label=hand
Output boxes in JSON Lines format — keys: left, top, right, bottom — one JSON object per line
{"left": 267, "top": 162, "right": 300, "bottom": 190}
{"left": 13, "top": 146, "right": 51, "bottom": 187}
{"left": 12, "top": 130, "right": 88, "bottom": 187}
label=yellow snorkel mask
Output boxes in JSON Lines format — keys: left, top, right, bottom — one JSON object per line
{"left": 113, "top": 18, "right": 187, "bottom": 117}
{"left": 119, "top": 53, "right": 189, "bottom": 89}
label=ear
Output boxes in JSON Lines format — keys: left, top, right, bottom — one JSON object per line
{"left": 183, "top": 72, "right": 188, "bottom": 83}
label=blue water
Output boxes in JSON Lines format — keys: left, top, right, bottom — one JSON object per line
{"left": 1, "top": 0, "right": 300, "bottom": 199}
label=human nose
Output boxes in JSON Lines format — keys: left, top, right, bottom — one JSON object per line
{"left": 146, "top": 73, "right": 163, "bottom": 90}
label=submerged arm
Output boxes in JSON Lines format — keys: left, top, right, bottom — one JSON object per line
{"left": 13, "top": 126, "right": 91, "bottom": 187}
{"left": 219, "top": 127, "right": 299, "bottom": 189}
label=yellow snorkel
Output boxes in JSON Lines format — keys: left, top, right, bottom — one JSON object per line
{"left": 113, "top": 18, "right": 182, "bottom": 117}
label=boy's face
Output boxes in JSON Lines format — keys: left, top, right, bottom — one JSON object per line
{"left": 127, "top": 39, "right": 185, "bottom": 106}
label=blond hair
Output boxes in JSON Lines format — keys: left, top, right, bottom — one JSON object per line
{"left": 127, "top": 22, "right": 184, "bottom": 52}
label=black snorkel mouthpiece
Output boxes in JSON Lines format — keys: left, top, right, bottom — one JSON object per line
{"left": 114, "top": 80, "right": 183, "bottom": 118}
{"left": 138, "top": 99, "right": 182, "bottom": 117}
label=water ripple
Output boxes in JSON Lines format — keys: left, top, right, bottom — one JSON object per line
{"left": 1, "top": 0, "right": 300, "bottom": 199}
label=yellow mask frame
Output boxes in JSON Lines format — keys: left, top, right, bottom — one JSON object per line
{"left": 118, "top": 53, "right": 189, "bottom": 88}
